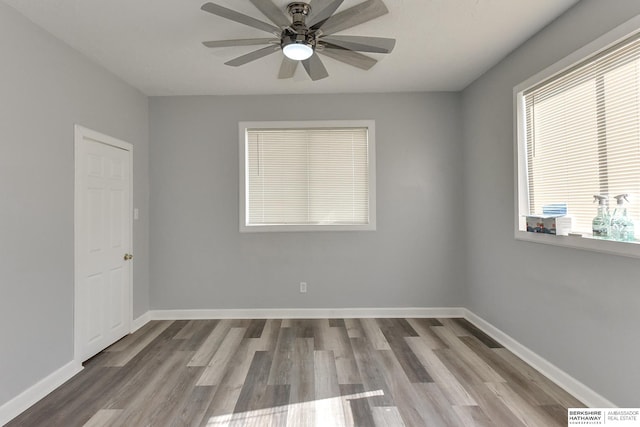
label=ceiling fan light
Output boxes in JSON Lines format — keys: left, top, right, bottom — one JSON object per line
{"left": 283, "top": 42, "right": 314, "bottom": 61}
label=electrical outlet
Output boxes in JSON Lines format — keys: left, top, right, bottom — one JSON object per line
{"left": 300, "top": 282, "right": 307, "bottom": 293}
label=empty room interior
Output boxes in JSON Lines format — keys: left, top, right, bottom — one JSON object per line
{"left": 2, "top": 0, "right": 640, "bottom": 426}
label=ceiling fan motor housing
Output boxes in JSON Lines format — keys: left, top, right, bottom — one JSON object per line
{"left": 281, "top": 2, "right": 315, "bottom": 55}
{"left": 281, "top": 28, "right": 316, "bottom": 50}
{"left": 287, "top": 2, "right": 311, "bottom": 25}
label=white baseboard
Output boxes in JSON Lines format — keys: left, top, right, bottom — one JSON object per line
{"left": 0, "top": 360, "right": 83, "bottom": 426}
{"left": 148, "top": 307, "right": 466, "bottom": 320}
{"left": 131, "top": 311, "right": 151, "bottom": 333}
{"left": 462, "top": 309, "right": 616, "bottom": 408}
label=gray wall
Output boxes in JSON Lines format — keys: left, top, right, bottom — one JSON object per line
{"left": 0, "top": 3, "right": 149, "bottom": 406}
{"left": 461, "top": 0, "right": 640, "bottom": 406}
{"left": 149, "top": 93, "right": 465, "bottom": 310}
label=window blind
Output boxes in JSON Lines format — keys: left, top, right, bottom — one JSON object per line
{"left": 524, "top": 32, "right": 640, "bottom": 233}
{"left": 246, "top": 127, "right": 370, "bottom": 226}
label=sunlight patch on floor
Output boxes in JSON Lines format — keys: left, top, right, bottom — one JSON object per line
{"left": 206, "top": 389, "right": 384, "bottom": 427}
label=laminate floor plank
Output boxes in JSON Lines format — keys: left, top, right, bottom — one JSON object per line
{"left": 350, "top": 337, "right": 395, "bottom": 407}
{"left": 170, "top": 385, "right": 218, "bottom": 427}
{"left": 376, "top": 318, "right": 419, "bottom": 337}
{"left": 172, "top": 320, "right": 200, "bottom": 340}
{"left": 104, "top": 320, "right": 163, "bottom": 352}
{"left": 329, "top": 318, "right": 346, "bottom": 328}
{"left": 413, "top": 382, "right": 468, "bottom": 427}
{"left": 229, "top": 319, "right": 252, "bottom": 328}
{"left": 359, "top": 318, "right": 391, "bottom": 350}
{"left": 168, "top": 320, "right": 192, "bottom": 338}
{"left": 460, "top": 335, "right": 557, "bottom": 405}
{"left": 105, "top": 350, "right": 195, "bottom": 426}
{"left": 452, "top": 318, "right": 503, "bottom": 348}
{"left": 178, "top": 320, "right": 220, "bottom": 351}
{"left": 187, "top": 320, "right": 232, "bottom": 367}
{"left": 371, "top": 406, "right": 406, "bottom": 427}
{"left": 142, "top": 364, "right": 204, "bottom": 427}
{"left": 233, "top": 351, "right": 274, "bottom": 413}
{"left": 8, "top": 318, "right": 586, "bottom": 427}
{"left": 312, "top": 318, "right": 333, "bottom": 351}
{"left": 379, "top": 326, "right": 433, "bottom": 383}
{"left": 433, "top": 347, "right": 486, "bottom": 386}
{"left": 200, "top": 386, "right": 241, "bottom": 426}
{"left": 285, "top": 338, "right": 315, "bottom": 426}
{"left": 291, "top": 319, "right": 315, "bottom": 338}
{"left": 405, "top": 336, "right": 477, "bottom": 406}
{"left": 102, "top": 320, "right": 173, "bottom": 367}
{"left": 256, "top": 319, "right": 282, "bottom": 352}
{"left": 340, "top": 384, "right": 377, "bottom": 427}
{"left": 314, "top": 350, "right": 340, "bottom": 400}
{"left": 451, "top": 405, "right": 494, "bottom": 427}
{"left": 438, "top": 318, "right": 473, "bottom": 337}
{"left": 314, "top": 350, "right": 347, "bottom": 427}
{"left": 483, "top": 381, "right": 564, "bottom": 427}
{"left": 267, "top": 327, "right": 296, "bottom": 385}
{"left": 199, "top": 339, "right": 262, "bottom": 424}
{"left": 466, "top": 383, "right": 528, "bottom": 427}
{"left": 264, "top": 384, "right": 291, "bottom": 423}
{"left": 376, "top": 349, "right": 436, "bottom": 427}
{"left": 406, "top": 318, "right": 448, "bottom": 349}
{"left": 143, "top": 362, "right": 202, "bottom": 425}
{"left": 431, "top": 326, "right": 506, "bottom": 383}
{"left": 539, "top": 403, "right": 571, "bottom": 425}
{"left": 82, "top": 409, "right": 122, "bottom": 427}
{"left": 104, "top": 339, "right": 186, "bottom": 409}
{"left": 244, "top": 319, "right": 267, "bottom": 339}
{"left": 196, "top": 327, "right": 247, "bottom": 386}
{"left": 492, "top": 347, "right": 585, "bottom": 408}
{"left": 344, "top": 318, "right": 364, "bottom": 338}
{"left": 329, "top": 321, "right": 362, "bottom": 385}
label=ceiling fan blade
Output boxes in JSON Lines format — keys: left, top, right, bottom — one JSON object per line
{"left": 318, "top": 47, "right": 377, "bottom": 70}
{"left": 302, "top": 53, "right": 329, "bottom": 81}
{"left": 319, "top": 35, "right": 395, "bottom": 53}
{"left": 278, "top": 57, "right": 298, "bottom": 79}
{"left": 224, "top": 45, "right": 278, "bottom": 67}
{"left": 203, "top": 38, "right": 275, "bottom": 48}
{"left": 249, "top": 0, "right": 290, "bottom": 28}
{"left": 318, "top": 0, "right": 388, "bottom": 35}
{"left": 309, "top": 0, "right": 333, "bottom": 10}
{"left": 201, "top": 2, "right": 279, "bottom": 34}
{"left": 308, "top": 0, "right": 344, "bottom": 30}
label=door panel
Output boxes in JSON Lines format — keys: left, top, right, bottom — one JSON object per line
{"left": 110, "top": 189, "right": 124, "bottom": 248}
{"left": 108, "top": 266, "right": 124, "bottom": 331}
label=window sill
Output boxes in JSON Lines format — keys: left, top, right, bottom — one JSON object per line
{"left": 515, "top": 230, "right": 640, "bottom": 259}
{"left": 240, "top": 223, "right": 376, "bottom": 233}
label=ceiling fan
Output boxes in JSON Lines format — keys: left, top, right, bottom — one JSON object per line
{"left": 200, "top": 0, "right": 396, "bottom": 81}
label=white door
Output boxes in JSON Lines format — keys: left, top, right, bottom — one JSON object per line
{"left": 75, "top": 125, "right": 133, "bottom": 362}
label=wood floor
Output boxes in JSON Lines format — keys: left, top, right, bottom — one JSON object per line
{"left": 7, "top": 317, "right": 584, "bottom": 426}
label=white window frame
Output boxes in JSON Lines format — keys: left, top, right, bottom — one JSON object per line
{"left": 514, "top": 14, "right": 640, "bottom": 259}
{"left": 239, "top": 120, "right": 376, "bottom": 232}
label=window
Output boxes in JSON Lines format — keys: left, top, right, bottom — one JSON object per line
{"left": 239, "top": 121, "right": 376, "bottom": 232}
{"left": 515, "top": 17, "right": 640, "bottom": 257}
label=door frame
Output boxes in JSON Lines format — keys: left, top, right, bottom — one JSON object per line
{"left": 74, "top": 124, "right": 134, "bottom": 363}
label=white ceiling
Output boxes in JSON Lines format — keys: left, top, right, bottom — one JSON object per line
{"left": 3, "top": 0, "right": 579, "bottom": 96}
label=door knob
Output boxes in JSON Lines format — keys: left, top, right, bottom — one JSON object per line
{"left": 124, "top": 253, "right": 134, "bottom": 261}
